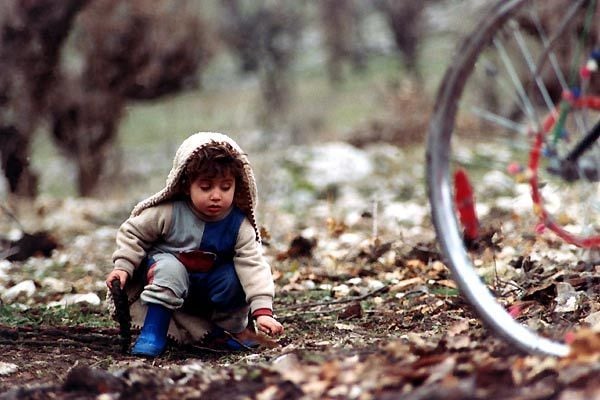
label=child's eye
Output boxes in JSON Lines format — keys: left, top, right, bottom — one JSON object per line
{"left": 221, "top": 185, "right": 232, "bottom": 191}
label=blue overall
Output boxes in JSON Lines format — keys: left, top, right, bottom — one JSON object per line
{"left": 141, "top": 207, "right": 249, "bottom": 333}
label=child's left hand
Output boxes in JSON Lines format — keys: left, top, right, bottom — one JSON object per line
{"left": 255, "top": 315, "right": 284, "bottom": 336}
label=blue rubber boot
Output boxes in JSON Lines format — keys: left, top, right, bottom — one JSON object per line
{"left": 131, "top": 303, "right": 172, "bottom": 357}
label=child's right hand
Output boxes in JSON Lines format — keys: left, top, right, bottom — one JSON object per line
{"left": 106, "top": 269, "right": 129, "bottom": 289}
{"left": 255, "top": 315, "right": 284, "bottom": 336}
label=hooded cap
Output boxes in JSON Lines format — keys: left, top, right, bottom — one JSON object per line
{"left": 131, "top": 132, "right": 260, "bottom": 240}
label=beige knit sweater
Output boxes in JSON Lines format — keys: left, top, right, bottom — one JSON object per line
{"left": 109, "top": 132, "right": 273, "bottom": 343}
{"left": 112, "top": 201, "right": 274, "bottom": 314}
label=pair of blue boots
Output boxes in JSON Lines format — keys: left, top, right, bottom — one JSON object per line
{"left": 131, "top": 303, "right": 172, "bottom": 357}
{"left": 131, "top": 303, "right": 260, "bottom": 357}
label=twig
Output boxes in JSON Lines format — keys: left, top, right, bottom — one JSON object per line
{"left": 278, "top": 284, "right": 389, "bottom": 312}
{"left": 372, "top": 198, "right": 379, "bottom": 242}
{"left": 494, "top": 278, "right": 525, "bottom": 294}
{"left": 110, "top": 277, "right": 132, "bottom": 354}
{"left": 184, "top": 344, "right": 232, "bottom": 354}
{"left": 0, "top": 324, "right": 122, "bottom": 337}
{"left": 0, "top": 339, "right": 120, "bottom": 352}
{"left": 0, "top": 202, "right": 25, "bottom": 231}
{"left": 0, "top": 325, "right": 123, "bottom": 352}
{"left": 278, "top": 304, "right": 350, "bottom": 320}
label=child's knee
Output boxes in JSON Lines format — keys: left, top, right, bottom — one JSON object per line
{"left": 147, "top": 253, "right": 190, "bottom": 291}
{"left": 141, "top": 284, "right": 185, "bottom": 309}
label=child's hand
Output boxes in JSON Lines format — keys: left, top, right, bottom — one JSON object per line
{"left": 255, "top": 315, "right": 284, "bottom": 336}
{"left": 106, "top": 269, "right": 129, "bottom": 289}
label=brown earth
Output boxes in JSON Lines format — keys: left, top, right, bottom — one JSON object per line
{"left": 2, "top": 243, "right": 600, "bottom": 400}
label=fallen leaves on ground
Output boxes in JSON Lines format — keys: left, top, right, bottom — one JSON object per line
{"left": 1, "top": 171, "right": 600, "bottom": 398}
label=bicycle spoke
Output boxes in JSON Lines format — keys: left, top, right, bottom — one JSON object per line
{"left": 428, "top": 0, "right": 599, "bottom": 357}
{"left": 494, "top": 37, "right": 541, "bottom": 127}
{"left": 529, "top": 0, "right": 586, "bottom": 90}
{"left": 468, "top": 106, "right": 527, "bottom": 133}
{"left": 510, "top": 21, "right": 555, "bottom": 113}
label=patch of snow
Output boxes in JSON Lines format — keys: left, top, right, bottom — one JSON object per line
{"left": 47, "top": 293, "right": 102, "bottom": 308}
{"left": 0, "top": 260, "right": 12, "bottom": 281}
{"left": 41, "top": 277, "right": 71, "bottom": 294}
{"left": 347, "top": 277, "right": 362, "bottom": 285}
{"left": 367, "top": 279, "right": 385, "bottom": 291}
{"left": 554, "top": 282, "right": 580, "bottom": 313}
{"left": 332, "top": 284, "right": 351, "bottom": 296}
{"left": 382, "top": 202, "right": 427, "bottom": 226}
{"left": 482, "top": 170, "right": 513, "bottom": 192}
{"left": 494, "top": 192, "right": 532, "bottom": 214}
{"left": 0, "top": 362, "right": 18, "bottom": 376}
{"left": 338, "top": 233, "right": 364, "bottom": 247}
{"left": 303, "top": 142, "right": 373, "bottom": 189}
{"left": 344, "top": 211, "right": 364, "bottom": 227}
{"left": 302, "top": 280, "right": 316, "bottom": 290}
{"left": 477, "top": 143, "right": 512, "bottom": 163}
{"left": 7, "top": 229, "right": 22, "bottom": 241}
{"left": 584, "top": 311, "right": 600, "bottom": 329}
{"left": 2, "top": 280, "right": 36, "bottom": 302}
{"left": 475, "top": 203, "right": 490, "bottom": 218}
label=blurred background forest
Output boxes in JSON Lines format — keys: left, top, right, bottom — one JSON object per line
{"left": 0, "top": 0, "right": 484, "bottom": 209}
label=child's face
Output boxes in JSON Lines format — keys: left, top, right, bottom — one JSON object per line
{"left": 188, "top": 171, "right": 236, "bottom": 220}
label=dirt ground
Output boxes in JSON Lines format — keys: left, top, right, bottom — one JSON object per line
{"left": 1, "top": 164, "right": 600, "bottom": 399}
{"left": 2, "top": 243, "right": 600, "bottom": 400}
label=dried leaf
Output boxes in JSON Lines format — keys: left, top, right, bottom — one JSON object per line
{"left": 339, "top": 302, "right": 362, "bottom": 320}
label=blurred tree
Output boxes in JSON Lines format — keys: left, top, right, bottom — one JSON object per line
{"left": 375, "top": 0, "right": 429, "bottom": 83}
{"left": 77, "top": 0, "right": 212, "bottom": 100}
{"left": 49, "top": 0, "right": 214, "bottom": 196}
{"left": 47, "top": 77, "right": 124, "bottom": 196}
{"left": 0, "top": 0, "right": 87, "bottom": 197}
{"left": 0, "top": 0, "right": 214, "bottom": 197}
{"left": 220, "top": 0, "right": 262, "bottom": 74}
{"left": 219, "top": 0, "right": 303, "bottom": 128}
{"left": 318, "top": 0, "right": 367, "bottom": 85}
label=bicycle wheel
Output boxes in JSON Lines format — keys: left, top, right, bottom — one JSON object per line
{"left": 427, "top": 0, "right": 599, "bottom": 356}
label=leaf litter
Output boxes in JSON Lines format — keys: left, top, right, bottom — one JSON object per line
{"left": 1, "top": 143, "right": 600, "bottom": 399}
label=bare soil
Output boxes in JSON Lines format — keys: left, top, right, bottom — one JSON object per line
{"left": 2, "top": 246, "right": 600, "bottom": 400}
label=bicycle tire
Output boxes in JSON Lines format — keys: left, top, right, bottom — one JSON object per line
{"left": 427, "top": 0, "right": 599, "bottom": 356}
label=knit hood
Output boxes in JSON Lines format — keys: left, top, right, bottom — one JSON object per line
{"left": 131, "top": 132, "right": 260, "bottom": 239}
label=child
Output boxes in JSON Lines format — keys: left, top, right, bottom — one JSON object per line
{"left": 106, "top": 132, "right": 283, "bottom": 357}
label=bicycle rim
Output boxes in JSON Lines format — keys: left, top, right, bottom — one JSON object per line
{"left": 427, "top": 0, "right": 599, "bottom": 356}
